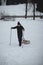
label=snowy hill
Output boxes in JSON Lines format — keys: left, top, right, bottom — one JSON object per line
{"left": 0, "top": 3, "right": 43, "bottom": 16}
{"left": 0, "top": 4, "right": 43, "bottom": 65}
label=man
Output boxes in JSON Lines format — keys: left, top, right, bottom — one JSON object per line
{"left": 11, "top": 22, "right": 25, "bottom": 46}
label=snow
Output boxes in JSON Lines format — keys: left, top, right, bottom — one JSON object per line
{"left": 0, "top": 4, "right": 43, "bottom": 65}
{"left": 0, "top": 3, "right": 43, "bottom": 16}
{"left": 0, "top": 4, "right": 25, "bottom": 16}
{"left": 0, "top": 38, "right": 43, "bottom": 65}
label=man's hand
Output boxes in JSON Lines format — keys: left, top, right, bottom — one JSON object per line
{"left": 11, "top": 27, "right": 12, "bottom": 29}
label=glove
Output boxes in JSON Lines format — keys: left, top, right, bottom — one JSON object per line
{"left": 11, "top": 27, "right": 12, "bottom": 29}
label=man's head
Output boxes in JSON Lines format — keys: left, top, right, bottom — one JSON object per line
{"left": 17, "top": 22, "right": 21, "bottom": 26}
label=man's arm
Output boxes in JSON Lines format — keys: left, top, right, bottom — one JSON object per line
{"left": 21, "top": 26, "right": 25, "bottom": 31}
{"left": 11, "top": 26, "right": 17, "bottom": 29}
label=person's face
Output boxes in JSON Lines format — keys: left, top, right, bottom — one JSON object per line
{"left": 17, "top": 24, "right": 20, "bottom": 27}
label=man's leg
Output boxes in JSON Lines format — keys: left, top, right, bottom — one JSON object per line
{"left": 19, "top": 38, "right": 22, "bottom": 46}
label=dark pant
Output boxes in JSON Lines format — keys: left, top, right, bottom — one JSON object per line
{"left": 18, "top": 38, "right": 22, "bottom": 46}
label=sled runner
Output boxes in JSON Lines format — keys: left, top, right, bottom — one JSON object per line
{"left": 22, "top": 39, "right": 30, "bottom": 44}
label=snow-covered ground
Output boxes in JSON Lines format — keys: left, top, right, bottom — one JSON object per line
{"left": 0, "top": 4, "right": 43, "bottom": 65}
{"left": 0, "top": 3, "right": 43, "bottom": 16}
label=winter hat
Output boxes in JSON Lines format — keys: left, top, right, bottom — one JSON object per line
{"left": 17, "top": 22, "right": 20, "bottom": 25}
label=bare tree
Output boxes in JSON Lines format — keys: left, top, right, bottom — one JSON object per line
{"left": 1, "top": 0, "right": 7, "bottom": 5}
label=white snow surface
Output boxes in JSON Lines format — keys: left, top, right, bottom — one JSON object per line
{"left": 0, "top": 4, "right": 43, "bottom": 65}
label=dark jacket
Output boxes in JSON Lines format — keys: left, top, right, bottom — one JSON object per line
{"left": 11, "top": 25, "right": 24, "bottom": 39}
